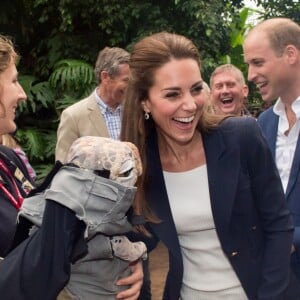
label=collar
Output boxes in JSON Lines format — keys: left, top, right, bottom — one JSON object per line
{"left": 273, "top": 96, "right": 300, "bottom": 119}
{"left": 94, "top": 88, "right": 121, "bottom": 113}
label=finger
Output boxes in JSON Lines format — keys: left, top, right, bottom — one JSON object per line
{"left": 116, "top": 260, "right": 143, "bottom": 299}
{"left": 116, "top": 286, "right": 141, "bottom": 300}
{"left": 116, "top": 274, "right": 143, "bottom": 292}
{"left": 117, "top": 260, "right": 143, "bottom": 286}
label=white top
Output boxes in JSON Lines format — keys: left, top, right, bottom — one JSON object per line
{"left": 163, "top": 165, "right": 247, "bottom": 299}
{"left": 273, "top": 96, "right": 300, "bottom": 192}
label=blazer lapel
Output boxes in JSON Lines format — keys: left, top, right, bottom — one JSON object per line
{"left": 286, "top": 137, "right": 300, "bottom": 198}
{"left": 202, "top": 128, "right": 240, "bottom": 237}
{"left": 147, "top": 131, "right": 182, "bottom": 260}
{"left": 260, "top": 112, "right": 299, "bottom": 199}
{"left": 86, "top": 95, "right": 110, "bottom": 137}
{"left": 261, "top": 114, "right": 278, "bottom": 159}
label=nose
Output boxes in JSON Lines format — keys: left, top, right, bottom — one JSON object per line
{"left": 220, "top": 85, "right": 229, "bottom": 94}
{"left": 182, "top": 93, "right": 198, "bottom": 111}
{"left": 247, "top": 65, "right": 256, "bottom": 83}
{"left": 17, "top": 83, "right": 27, "bottom": 103}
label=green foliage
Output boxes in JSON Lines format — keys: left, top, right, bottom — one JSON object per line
{"left": 256, "top": 0, "right": 300, "bottom": 22}
{"left": 49, "top": 59, "right": 95, "bottom": 113}
{"left": 15, "top": 59, "right": 95, "bottom": 181}
{"left": 1, "top": 0, "right": 298, "bottom": 181}
{"left": 18, "top": 75, "right": 55, "bottom": 113}
{"left": 220, "top": 8, "right": 253, "bottom": 68}
{"left": 34, "top": 164, "right": 56, "bottom": 185}
{"left": 16, "top": 128, "right": 50, "bottom": 160}
{"left": 49, "top": 59, "right": 95, "bottom": 94}
{"left": 219, "top": 7, "right": 266, "bottom": 108}
{"left": 231, "top": 8, "right": 250, "bottom": 48}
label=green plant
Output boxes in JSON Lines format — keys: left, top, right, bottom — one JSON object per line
{"left": 49, "top": 59, "right": 95, "bottom": 97}
{"left": 17, "top": 59, "right": 95, "bottom": 182}
{"left": 10, "top": 0, "right": 294, "bottom": 181}
{"left": 219, "top": 6, "right": 264, "bottom": 108}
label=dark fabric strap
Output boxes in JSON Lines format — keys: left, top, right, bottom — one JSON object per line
{"left": 0, "top": 145, "right": 34, "bottom": 194}
{"left": 0, "top": 145, "right": 34, "bottom": 256}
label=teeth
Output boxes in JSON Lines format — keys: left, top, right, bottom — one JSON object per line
{"left": 221, "top": 98, "right": 233, "bottom": 104}
{"left": 256, "top": 82, "right": 266, "bottom": 88}
{"left": 174, "top": 116, "right": 194, "bottom": 123}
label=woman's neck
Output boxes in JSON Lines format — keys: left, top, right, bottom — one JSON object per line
{"left": 158, "top": 132, "right": 206, "bottom": 172}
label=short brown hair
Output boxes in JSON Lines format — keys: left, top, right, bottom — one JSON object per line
{"left": 94, "top": 47, "right": 130, "bottom": 84}
{"left": 248, "top": 18, "right": 300, "bottom": 56}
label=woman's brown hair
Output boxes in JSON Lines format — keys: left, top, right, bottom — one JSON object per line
{"left": 121, "top": 32, "right": 223, "bottom": 227}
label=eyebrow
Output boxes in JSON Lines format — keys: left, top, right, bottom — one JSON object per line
{"left": 161, "top": 86, "right": 180, "bottom": 91}
{"left": 192, "top": 81, "right": 203, "bottom": 88}
{"left": 245, "top": 57, "right": 262, "bottom": 63}
{"left": 215, "top": 79, "right": 237, "bottom": 84}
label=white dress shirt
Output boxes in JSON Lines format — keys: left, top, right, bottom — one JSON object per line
{"left": 274, "top": 96, "right": 300, "bottom": 192}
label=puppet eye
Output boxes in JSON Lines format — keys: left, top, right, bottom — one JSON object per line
{"left": 118, "top": 159, "right": 135, "bottom": 178}
{"left": 94, "top": 169, "right": 110, "bottom": 179}
{"left": 119, "top": 168, "right": 133, "bottom": 177}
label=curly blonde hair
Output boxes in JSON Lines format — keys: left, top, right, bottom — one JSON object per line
{"left": 0, "top": 35, "right": 19, "bottom": 117}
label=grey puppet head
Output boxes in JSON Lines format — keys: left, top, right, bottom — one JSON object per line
{"left": 67, "top": 136, "right": 142, "bottom": 187}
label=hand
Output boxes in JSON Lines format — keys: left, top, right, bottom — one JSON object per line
{"left": 116, "top": 259, "right": 143, "bottom": 300}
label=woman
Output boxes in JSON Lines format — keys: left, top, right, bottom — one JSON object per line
{"left": 121, "top": 32, "right": 294, "bottom": 299}
{"left": 0, "top": 34, "right": 143, "bottom": 300}
{"left": 0, "top": 34, "right": 34, "bottom": 256}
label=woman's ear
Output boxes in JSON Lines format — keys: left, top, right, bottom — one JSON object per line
{"left": 141, "top": 100, "right": 150, "bottom": 113}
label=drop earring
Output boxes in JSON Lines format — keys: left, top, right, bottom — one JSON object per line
{"left": 144, "top": 111, "right": 150, "bottom": 120}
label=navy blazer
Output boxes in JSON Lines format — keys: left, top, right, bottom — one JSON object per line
{"left": 146, "top": 117, "right": 293, "bottom": 300}
{"left": 258, "top": 107, "right": 300, "bottom": 276}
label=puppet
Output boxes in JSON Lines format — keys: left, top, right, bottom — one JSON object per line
{"left": 1, "top": 136, "right": 146, "bottom": 300}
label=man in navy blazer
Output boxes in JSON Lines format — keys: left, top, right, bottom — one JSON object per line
{"left": 243, "top": 18, "right": 300, "bottom": 281}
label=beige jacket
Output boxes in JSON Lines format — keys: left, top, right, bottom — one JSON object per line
{"left": 55, "top": 92, "right": 109, "bottom": 163}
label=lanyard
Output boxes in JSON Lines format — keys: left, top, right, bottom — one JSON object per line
{"left": 0, "top": 159, "right": 23, "bottom": 209}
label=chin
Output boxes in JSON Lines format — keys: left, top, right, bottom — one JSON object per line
{"left": 9, "top": 124, "right": 17, "bottom": 133}
{"left": 262, "top": 95, "right": 272, "bottom": 102}
{"left": 175, "top": 135, "right": 195, "bottom": 144}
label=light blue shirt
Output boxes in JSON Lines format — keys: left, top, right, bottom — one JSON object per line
{"left": 94, "top": 89, "right": 122, "bottom": 140}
